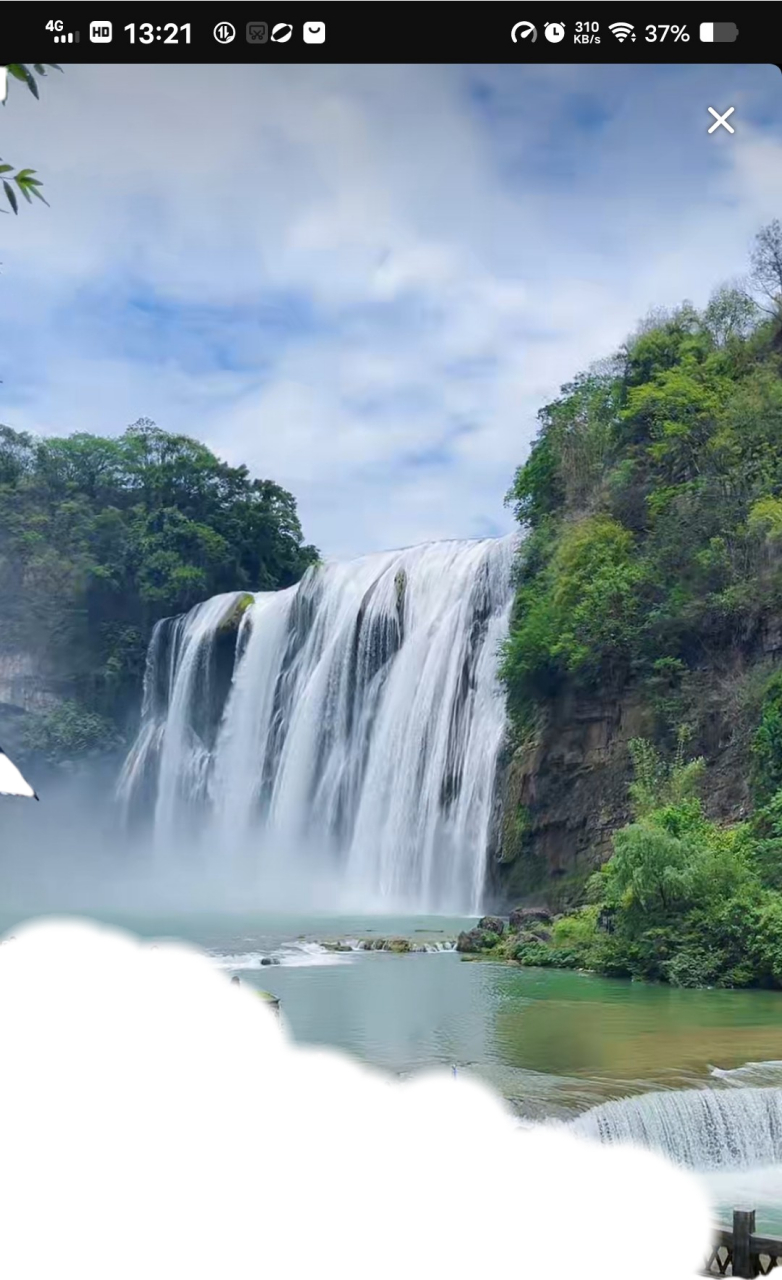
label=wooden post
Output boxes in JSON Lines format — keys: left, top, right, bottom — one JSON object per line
{"left": 733, "top": 1208, "right": 756, "bottom": 1278}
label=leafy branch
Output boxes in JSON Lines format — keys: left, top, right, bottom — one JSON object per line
{"left": 1, "top": 62, "right": 60, "bottom": 214}
{"left": 0, "top": 162, "right": 48, "bottom": 213}
{"left": 5, "top": 63, "right": 60, "bottom": 99}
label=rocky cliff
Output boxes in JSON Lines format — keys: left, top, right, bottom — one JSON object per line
{"left": 491, "top": 280, "right": 782, "bottom": 915}
{"left": 487, "top": 629, "right": 782, "bottom": 911}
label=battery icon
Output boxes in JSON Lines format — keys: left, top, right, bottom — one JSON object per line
{"left": 700, "top": 22, "right": 739, "bottom": 42}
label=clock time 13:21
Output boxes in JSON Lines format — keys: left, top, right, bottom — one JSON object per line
{"left": 125, "top": 23, "right": 192, "bottom": 43}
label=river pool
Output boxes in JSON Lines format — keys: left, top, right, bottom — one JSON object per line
{"left": 3, "top": 909, "right": 782, "bottom": 1230}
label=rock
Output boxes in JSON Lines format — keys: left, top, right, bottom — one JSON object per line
{"left": 509, "top": 906, "right": 552, "bottom": 932}
{"left": 217, "top": 592, "right": 254, "bottom": 636}
{"left": 516, "top": 930, "right": 552, "bottom": 946}
{"left": 357, "top": 937, "right": 413, "bottom": 953}
{"left": 456, "top": 930, "right": 481, "bottom": 953}
{"left": 456, "top": 928, "right": 502, "bottom": 954}
{"left": 394, "top": 569, "right": 407, "bottom": 627}
{"left": 257, "top": 990, "right": 281, "bottom": 1014}
{"left": 477, "top": 915, "right": 505, "bottom": 936}
{"left": 260, "top": 956, "right": 280, "bottom": 966}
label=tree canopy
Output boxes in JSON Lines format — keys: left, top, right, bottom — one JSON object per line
{"left": 0, "top": 419, "right": 318, "bottom": 742}
{"left": 502, "top": 226, "right": 782, "bottom": 725}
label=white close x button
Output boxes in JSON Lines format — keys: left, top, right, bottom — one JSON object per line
{"left": 708, "top": 106, "right": 735, "bottom": 134}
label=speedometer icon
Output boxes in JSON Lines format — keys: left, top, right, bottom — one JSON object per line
{"left": 511, "top": 21, "right": 537, "bottom": 42}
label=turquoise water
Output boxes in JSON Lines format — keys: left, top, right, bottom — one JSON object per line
{"left": 4, "top": 909, "right": 782, "bottom": 1098}
{"left": 3, "top": 908, "right": 782, "bottom": 1229}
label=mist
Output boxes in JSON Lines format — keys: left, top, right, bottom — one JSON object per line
{"left": 0, "top": 758, "right": 415, "bottom": 923}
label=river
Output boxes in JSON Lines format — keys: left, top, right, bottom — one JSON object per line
{"left": 3, "top": 906, "right": 781, "bottom": 1231}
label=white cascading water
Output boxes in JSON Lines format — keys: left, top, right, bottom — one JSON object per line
{"left": 570, "top": 1087, "right": 782, "bottom": 1170}
{"left": 117, "top": 537, "right": 516, "bottom": 913}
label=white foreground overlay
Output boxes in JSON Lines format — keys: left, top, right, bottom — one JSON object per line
{"left": 0, "top": 746, "right": 37, "bottom": 799}
{"left": 0, "top": 918, "right": 713, "bottom": 1279}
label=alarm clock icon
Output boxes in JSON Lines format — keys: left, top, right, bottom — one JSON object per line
{"left": 544, "top": 22, "right": 566, "bottom": 42}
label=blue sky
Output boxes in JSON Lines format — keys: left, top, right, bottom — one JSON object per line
{"left": 1, "top": 62, "right": 781, "bottom": 558}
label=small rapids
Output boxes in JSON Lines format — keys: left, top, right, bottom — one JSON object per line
{"left": 570, "top": 1086, "right": 782, "bottom": 1171}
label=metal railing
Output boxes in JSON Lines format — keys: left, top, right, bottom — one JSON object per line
{"left": 704, "top": 1211, "right": 782, "bottom": 1277}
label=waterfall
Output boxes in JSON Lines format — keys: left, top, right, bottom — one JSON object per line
{"left": 118, "top": 536, "right": 516, "bottom": 913}
{"left": 570, "top": 1087, "right": 782, "bottom": 1170}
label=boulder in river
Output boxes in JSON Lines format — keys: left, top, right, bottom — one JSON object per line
{"left": 456, "top": 927, "right": 502, "bottom": 954}
{"left": 386, "top": 937, "right": 413, "bottom": 953}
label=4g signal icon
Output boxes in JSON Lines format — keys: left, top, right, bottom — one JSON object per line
{"left": 45, "top": 18, "right": 81, "bottom": 41}
{"left": 609, "top": 22, "right": 636, "bottom": 42}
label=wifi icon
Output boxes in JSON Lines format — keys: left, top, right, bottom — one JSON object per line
{"left": 609, "top": 22, "right": 635, "bottom": 41}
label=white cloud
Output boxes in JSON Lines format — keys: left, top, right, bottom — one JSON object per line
{"left": 0, "top": 917, "right": 713, "bottom": 1280}
{"left": 1, "top": 63, "right": 781, "bottom": 558}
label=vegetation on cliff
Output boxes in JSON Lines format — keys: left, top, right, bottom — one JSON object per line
{"left": 0, "top": 419, "right": 318, "bottom": 755}
{"left": 496, "top": 222, "right": 782, "bottom": 985}
{"left": 473, "top": 738, "right": 782, "bottom": 988}
{"left": 503, "top": 225, "right": 782, "bottom": 726}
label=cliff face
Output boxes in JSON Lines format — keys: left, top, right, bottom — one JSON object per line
{"left": 488, "top": 633, "right": 782, "bottom": 911}
{"left": 0, "top": 651, "right": 63, "bottom": 716}
{"left": 492, "top": 289, "right": 782, "bottom": 913}
{"left": 0, "top": 649, "right": 63, "bottom": 762}
{"left": 489, "top": 692, "right": 646, "bottom": 908}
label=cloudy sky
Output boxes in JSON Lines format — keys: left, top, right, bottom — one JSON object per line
{"left": 1, "top": 62, "right": 781, "bottom": 558}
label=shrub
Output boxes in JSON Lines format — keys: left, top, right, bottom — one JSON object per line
{"left": 21, "top": 700, "right": 121, "bottom": 763}
{"left": 521, "top": 739, "right": 782, "bottom": 989}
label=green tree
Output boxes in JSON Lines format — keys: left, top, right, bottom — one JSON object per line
{"left": 749, "top": 219, "right": 782, "bottom": 319}
{"left": 703, "top": 284, "right": 758, "bottom": 347}
{"left": 0, "top": 419, "right": 319, "bottom": 737}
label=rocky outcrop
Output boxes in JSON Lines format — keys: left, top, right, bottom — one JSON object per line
{"left": 0, "top": 649, "right": 73, "bottom": 782}
{"left": 487, "top": 690, "right": 649, "bottom": 909}
{"left": 321, "top": 936, "right": 456, "bottom": 954}
{"left": 456, "top": 929, "right": 487, "bottom": 954}
{"left": 476, "top": 915, "right": 505, "bottom": 936}
{"left": 455, "top": 903, "right": 557, "bottom": 961}
{"left": 487, "top": 643, "right": 777, "bottom": 910}
{"left": 217, "top": 593, "right": 254, "bottom": 637}
{"left": 509, "top": 906, "right": 551, "bottom": 931}
{"left": 0, "top": 650, "right": 64, "bottom": 714}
